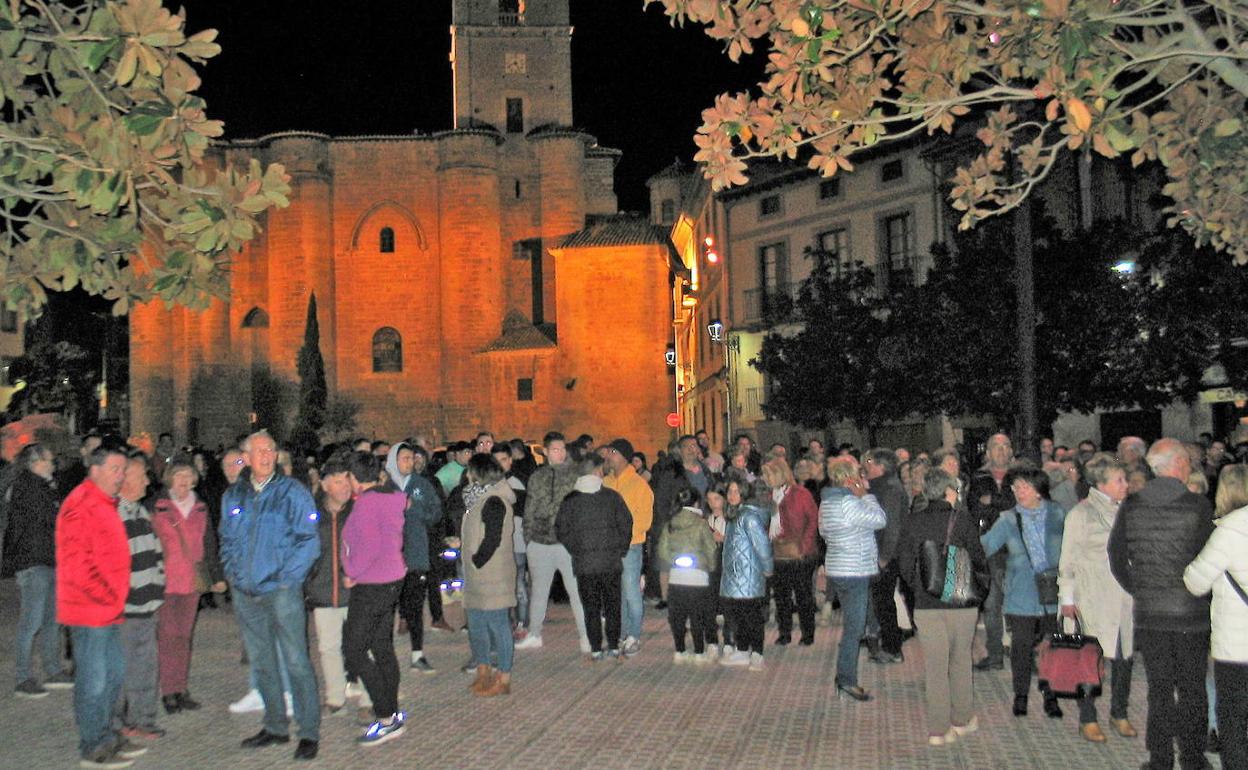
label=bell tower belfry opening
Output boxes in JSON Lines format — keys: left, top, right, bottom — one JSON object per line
{"left": 450, "top": 0, "right": 573, "bottom": 133}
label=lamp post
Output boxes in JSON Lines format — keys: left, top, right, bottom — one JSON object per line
{"left": 707, "top": 318, "right": 740, "bottom": 447}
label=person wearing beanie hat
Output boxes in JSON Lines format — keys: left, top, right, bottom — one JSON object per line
{"left": 603, "top": 439, "right": 654, "bottom": 655}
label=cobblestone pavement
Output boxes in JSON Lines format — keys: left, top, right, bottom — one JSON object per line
{"left": 0, "top": 583, "right": 1219, "bottom": 770}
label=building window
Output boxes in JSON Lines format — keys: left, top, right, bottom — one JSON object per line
{"left": 660, "top": 199, "right": 675, "bottom": 225}
{"left": 0, "top": 307, "right": 17, "bottom": 333}
{"left": 819, "top": 179, "right": 841, "bottom": 200}
{"left": 759, "top": 194, "right": 782, "bottom": 218}
{"left": 759, "top": 242, "right": 788, "bottom": 290}
{"left": 746, "top": 241, "right": 790, "bottom": 321}
{"left": 372, "top": 327, "right": 403, "bottom": 373}
{"left": 514, "top": 179, "right": 522, "bottom": 199}
{"left": 880, "top": 212, "right": 915, "bottom": 289}
{"left": 506, "top": 98, "right": 524, "bottom": 133}
{"left": 818, "top": 228, "right": 851, "bottom": 273}
{"left": 379, "top": 227, "right": 395, "bottom": 253}
{"left": 241, "top": 307, "right": 270, "bottom": 328}
{"left": 513, "top": 237, "right": 541, "bottom": 261}
{"left": 880, "top": 159, "right": 904, "bottom": 183}
{"left": 499, "top": 0, "right": 524, "bottom": 25}
{"left": 517, "top": 378, "right": 534, "bottom": 401}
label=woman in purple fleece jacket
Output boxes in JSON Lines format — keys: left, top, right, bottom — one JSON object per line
{"left": 340, "top": 452, "right": 409, "bottom": 746}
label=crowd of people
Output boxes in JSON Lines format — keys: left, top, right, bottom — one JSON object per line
{"left": 1, "top": 425, "right": 1246, "bottom": 769}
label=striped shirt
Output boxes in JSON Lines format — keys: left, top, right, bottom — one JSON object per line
{"left": 119, "top": 498, "right": 165, "bottom": 616}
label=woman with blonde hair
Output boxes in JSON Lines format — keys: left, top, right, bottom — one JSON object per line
{"left": 1185, "top": 463, "right": 1248, "bottom": 769}
{"left": 150, "top": 457, "right": 225, "bottom": 714}
{"left": 762, "top": 457, "right": 819, "bottom": 646}
{"left": 1057, "top": 453, "right": 1137, "bottom": 742}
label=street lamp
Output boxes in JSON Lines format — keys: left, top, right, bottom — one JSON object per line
{"left": 707, "top": 318, "right": 740, "bottom": 446}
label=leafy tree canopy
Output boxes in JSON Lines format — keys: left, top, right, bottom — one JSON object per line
{"left": 0, "top": 0, "right": 290, "bottom": 316}
{"left": 754, "top": 220, "right": 1248, "bottom": 432}
{"left": 648, "top": 0, "right": 1248, "bottom": 261}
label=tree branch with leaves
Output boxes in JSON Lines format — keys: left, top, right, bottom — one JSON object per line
{"left": 648, "top": 0, "right": 1248, "bottom": 261}
{"left": 0, "top": 0, "right": 290, "bottom": 316}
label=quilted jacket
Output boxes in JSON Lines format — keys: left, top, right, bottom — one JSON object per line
{"left": 719, "top": 503, "right": 772, "bottom": 599}
{"left": 1184, "top": 504, "right": 1248, "bottom": 662}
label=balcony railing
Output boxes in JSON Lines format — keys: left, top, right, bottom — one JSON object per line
{"left": 499, "top": 12, "right": 525, "bottom": 25}
{"left": 743, "top": 387, "right": 766, "bottom": 421}
{"left": 743, "top": 282, "right": 799, "bottom": 325}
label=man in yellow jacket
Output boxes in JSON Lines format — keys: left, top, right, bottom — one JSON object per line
{"left": 604, "top": 438, "right": 654, "bottom": 656}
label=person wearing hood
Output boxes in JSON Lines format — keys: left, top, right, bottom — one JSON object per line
{"left": 386, "top": 442, "right": 445, "bottom": 674}
{"left": 556, "top": 454, "right": 633, "bottom": 661}
{"left": 1109, "top": 438, "right": 1214, "bottom": 770}
{"left": 462, "top": 454, "right": 518, "bottom": 697}
{"left": 657, "top": 487, "right": 718, "bottom": 664}
{"left": 1185, "top": 463, "right": 1248, "bottom": 770}
{"left": 718, "top": 475, "right": 774, "bottom": 671}
{"left": 491, "top": 444, "right": 531, "bottom": 640}
{"left": 819, "top": 456, "right": 887, "bottom": 702}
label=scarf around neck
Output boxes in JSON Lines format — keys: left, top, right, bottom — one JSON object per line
{"left": 462, "top": 482, "right": 490, "bottom": 513}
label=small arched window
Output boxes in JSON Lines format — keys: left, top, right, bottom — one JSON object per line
{"left": 379, "top": 227, "right": 395, "bottom": 253}
{"left": 372, "top": 327, "right": 402, "bottom": 373}
{"left": 241, "top": 307, "right": 270, "bottom": 328}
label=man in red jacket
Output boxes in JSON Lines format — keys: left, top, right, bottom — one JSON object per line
{"left": 56, "top": 440, "right": 147, "bottom": 769}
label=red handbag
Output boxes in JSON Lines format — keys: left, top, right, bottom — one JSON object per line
{"left": 1037, "top": 613, "right": 1105, "bottom": 699}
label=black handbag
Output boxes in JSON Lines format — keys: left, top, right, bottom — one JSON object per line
{"left": 918, "top": 508, "right": 986, "bottom": 607}
{"left": 1015, "top": 511, "right": 1059, "bottom": 606}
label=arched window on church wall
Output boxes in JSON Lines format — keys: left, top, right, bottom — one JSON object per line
{"left": 372, "top": 327, "right": 402, "bottom": 373}
{"left": 379, "top": 227, "right": 395, "bottom": 253}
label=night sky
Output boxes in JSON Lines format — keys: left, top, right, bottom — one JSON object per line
{"left": 178, "top": 0, "right": 765, "bottom": 212}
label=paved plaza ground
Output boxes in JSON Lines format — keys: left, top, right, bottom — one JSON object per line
{"left": 0, "top": 582, "right": 1219, "bottom": 770}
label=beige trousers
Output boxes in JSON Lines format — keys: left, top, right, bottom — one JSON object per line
{"left": 914, "top": 607, "right": 977, "bottom": 735}
{"left": 312, "top": 606, "right": 371, "bottom": 708}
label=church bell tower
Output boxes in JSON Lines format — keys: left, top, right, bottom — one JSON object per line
{"left": 450, "top": 0, "right": 573, "bottom": 134}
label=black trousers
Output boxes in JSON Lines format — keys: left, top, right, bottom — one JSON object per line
{"left": 723, "top": 597, "right": 766, "bottom": 655}
{"left": 1005, "top": 614, "right": 1059, "bottom": 699}
{"left": 1137, "top": 628, "right": 1209, "bottom": 768}
{"left": 668, "top": 584, "right": 713, "bottom": 653}
{"left": 577, "top": 571, "right": 622, "bottom": 653}
{"left": 870, "top": 561, "right": 904, "bottom": 655}
{"left": 1216, "top": 660, "right": 1248, "bottom": 770}
{"left": 397, "top": 570, "right": 432, "bottom": 653}
{"left": 773, "top": 558, "right": 817, "bottom": 641}
{"left": 343, "top": 580, "right": 402, "bottom": 719}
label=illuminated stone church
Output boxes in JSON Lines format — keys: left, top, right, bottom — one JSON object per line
{"left": 129, "top": 0, "right": 674, "bottom": 453}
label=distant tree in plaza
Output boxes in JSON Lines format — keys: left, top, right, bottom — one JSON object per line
{"left": 0, "top": 0, "right": 290, "bottom": 316}
{"left": 320, "top": 395, "right": 361, "bottom": 444}
{"left": 649, "top": 0, "right": 1248, "bottom": 262}
{"left": 288, "top": 293, "right": 327, "bottom": 454}
{"left": 5, "top": 339, "right": 96, "bottom": 425}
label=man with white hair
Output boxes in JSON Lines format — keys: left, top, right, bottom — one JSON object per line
{"left": 1108, "top": 437, "right": 1214, "bottom": 770}
{"left": 1117, "top": 436, "right": 1149, "bottom": 476}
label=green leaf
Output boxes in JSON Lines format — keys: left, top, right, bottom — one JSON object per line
{"left": 124, "top": 112, "right": 164, "bottom": 136}
{"left": 1104, "top": 124, "right": 1135, "bottom": 152}
{"left": 194, "top": 226, "right": 218, "bottom": 252}
{"left": 1214, "top": 118, "right": 1242, "bottom": 138}
{"left": 85, "top": 38, "right": 120, "bottom": 71}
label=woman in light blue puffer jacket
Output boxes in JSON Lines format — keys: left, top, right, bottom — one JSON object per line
{"left": 819, "top": 457, "right": 887, "bottom": 701}
{"left": 719, "top": 475, "right": 773, "bottom": 671}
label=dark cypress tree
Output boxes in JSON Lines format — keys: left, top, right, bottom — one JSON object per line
{"left": 290, "top": 293, "right": 327, "bottom": 454}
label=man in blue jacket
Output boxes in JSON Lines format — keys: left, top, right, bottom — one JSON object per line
{"left": 220, "top": 430, "right": 321, "bottom": 761}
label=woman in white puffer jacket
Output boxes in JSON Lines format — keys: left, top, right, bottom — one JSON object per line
{"left": 1184, "top": 464, "right": 1248, "bottom": 770}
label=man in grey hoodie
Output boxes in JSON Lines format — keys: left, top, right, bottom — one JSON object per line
{"left": 386, "top": 443, "right": 445, "bottom": 673}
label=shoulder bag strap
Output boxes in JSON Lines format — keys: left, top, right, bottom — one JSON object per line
{"left": 1227, "top": 572, "right": 1248, "bottom": 608}
{"left": 1014, "top": 510, "right": 1037, "bottom": 571}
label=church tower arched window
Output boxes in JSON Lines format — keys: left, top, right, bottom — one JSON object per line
{"left": 379, "top": 227, "right": 395, "bottom": 253}
{"left": 372, "top": 327, "right": 402, "bottom": 373}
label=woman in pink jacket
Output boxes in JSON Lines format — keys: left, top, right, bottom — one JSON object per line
{"left": 150, "top": 458, "right": 224, "bottom": 714}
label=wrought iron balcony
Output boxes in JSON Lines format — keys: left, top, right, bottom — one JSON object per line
{"left": 743, "top": 282, "right": 799, "bottom": 325}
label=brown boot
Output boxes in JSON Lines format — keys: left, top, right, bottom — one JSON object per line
{"left": 481, "top": 671, "right": 511, "bottom": 697}
{"left": 469, "top": 665, "right": 493, "bottom": 694}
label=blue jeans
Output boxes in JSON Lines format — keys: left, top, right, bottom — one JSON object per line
{"left": 620, "top": 544, "right": 644, "bottom": 640}
{"left": 15, "top": 565, "right": 60, "bottom": 683}
{"left": 467, "top": 608, "right": 514, "bottom": 673}
{"left": 247, "top": 639, "right": 292, "bottom": 694}
{"left": 71, "top": 625, "right": 124, "bottom": 758}
{"left": 232, "top": 586, "right": 320, "bottom": 741}
{"left": 828, "top": 576, "right": 871, "bottom": 688}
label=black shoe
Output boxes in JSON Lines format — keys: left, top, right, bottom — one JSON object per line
{"left": 241, "top": 729, "right": 291, "bottom": 749}
{"left": 162, "top": 694, "right": 181, "bottom": 715}
{"left": 293, "top": 739, "right": 318, "bottom": 760}
{"left": 177, "top": 692, "right": 201, "bottom": 711}
{"left": 798, "top": 636, "right": 815, "bottom": 646}
{"left": 974, "top": 657, "right": 1004, "bottom": 671}
{"left": 775, "top": 634, "right": 791, "bottom": 646}
{"left": 1208, "top": 729, "right": 1221, "bottom": 754}
{"left": 836, "top": 683, "right": 872, "bottom": 702}
{"left": 1043, "top": 696, "right": 1063, "bottom": 719}
{"left": 1013, "top": 695, "right": 1028, "bottom": 717}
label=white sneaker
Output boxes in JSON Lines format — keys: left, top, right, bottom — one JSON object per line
{"left": 721, "top": 644, "right": 735, "bottom": 657}
{"left": 692, "top": 652, "right": 713, "bottom": 665}
{"left": 579, "top": 638, "right": 592, "bottom": 654}
{"left": 927, "top": 734, "right": 946, "bottom": 747}
{"left": 943, "top": 728, "right": 958, "bottom": 744}
{"left": 951, "top": 716, "right": 978, "bottom": 736}
{"left": 719, "top": 650, "right": 751, "bottom": 667}
{"left": 344, "top": 681, "right": 364, "bottom": 700}
{"left": 284, "top": 691, "right": 294, "bottom": 717}
{"left": 228, "top": 689, "right": 264, "bottom": 714}
{"left": 621, "top": 636, "right": 640, "bottom": 656}
{"left": 514, "top": 635, "right": 544, "bottom": 650}
{"left": 748, "top": 652, "right": 765, "bottom": 671}
{"left": 672, "top": 651, "right": 693, "bottom": 665}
